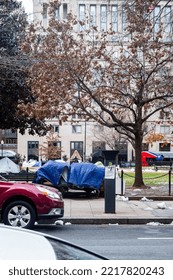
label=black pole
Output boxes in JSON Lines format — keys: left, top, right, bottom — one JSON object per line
{"left": 169, "top": 169, "right": 171, "bottom": 196}
{"left": 26, "top": 167, "right": 29, "bottom": 182}
{"left": 121, "top": 170, "right": 124, "bottom": 196}
{"left": 83, "top": 120, "right": 86, "bottom": 162}
{"left": 1, "top": 141, "right": 3, "bottom": 158}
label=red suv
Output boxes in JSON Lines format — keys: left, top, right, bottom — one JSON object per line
{"left": 0, "top": 175, "right": 64, "bottom": 229}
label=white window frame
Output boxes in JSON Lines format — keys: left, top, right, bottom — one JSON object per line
{"left": 160, "top": 125, "right": 170, "bottom": 134}
{"left": 100, "top": 5, "right": 107, "bottom": 31}
{"left": 72, "top": 125, "right": 82, "bottom": 134}
{"left": 79, "top": 4, "right": 86, "bottom": 31}
{"left": 164, "top": 6, "right": 172, "bottom": 42}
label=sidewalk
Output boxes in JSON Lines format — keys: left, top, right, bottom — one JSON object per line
{"left": 62, "top": 188, "right": 173, "bottom": 225}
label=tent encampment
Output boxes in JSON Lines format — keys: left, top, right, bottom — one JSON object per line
{"left": 0, "top": 157, "right": 20, "bottom": 173}
{"left": 1, "top": 150, "right": 16, "bottom": 157}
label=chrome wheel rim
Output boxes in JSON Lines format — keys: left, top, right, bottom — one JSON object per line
{"left": 8, "top": 205, "right": 31, "bottom": 227}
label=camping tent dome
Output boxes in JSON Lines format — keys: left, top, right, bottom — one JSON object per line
{"left": 0, "top": 157, "right": 20, "bottom": 173}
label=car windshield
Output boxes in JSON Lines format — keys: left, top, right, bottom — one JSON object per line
{"left": 48, "top": 238, "right": 107, "bottom": 260}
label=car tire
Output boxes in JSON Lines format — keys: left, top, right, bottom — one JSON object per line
{"left": 3, "top": 200, "right": 36, "bottom": 229}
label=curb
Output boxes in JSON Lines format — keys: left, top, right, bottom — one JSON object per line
{"left": 62, "top": 217, "right": 173, "bottom": 225}
{"left": 128, "top": 196, "right": 173, "bottom": 201}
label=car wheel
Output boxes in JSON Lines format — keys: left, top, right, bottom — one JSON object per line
{"left": 3, "top": 201, "right": 36, "bottom": 229}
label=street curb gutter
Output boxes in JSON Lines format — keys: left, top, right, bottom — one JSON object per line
{"left": 128, "top": 196, "right": 173, "bottom": 201}
{"left": 62, "top": 218, "right": 173, "bottom": 225}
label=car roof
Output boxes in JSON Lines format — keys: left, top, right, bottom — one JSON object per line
{"left": 0, "top": 225, "right": 56, "bottom": 260}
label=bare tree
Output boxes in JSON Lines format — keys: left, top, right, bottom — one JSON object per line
{"left": 92, "top": 125, "right": 128, "bottom": 152}
{"left": 39, "top": 129, "right": 63, "bottom": 160}
{"left": 22, "top": 0, "right": 173, "bottom": 187}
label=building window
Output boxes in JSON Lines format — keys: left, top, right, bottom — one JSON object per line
{"left": 43, "top": 3, "right": 48, "bottom": 19}
{"left": 92, "top": 141, "right": 105, "bottom": 153}
{"left": 79, "top": 4, "right": 86, "bottom": 30}
{"left": 164, "top": 6, "right": 172, "bottom": 42}
{"left": 72, "top": 113, "right": 82, "bottom": 119}
{"left": 48, "top": 141, "right": 61, "bottom": 148}
{"left": 51, "top": 125, "right": 59, "bottom": 133}
{"left": 154, "top": 6, "right": 161, "bottom": 34}
{"left": 5, "top": 138, "right": 17, "bottom": 144}
{"left": 72, "top": 125, "right": 82, "bottom": 133}
{"left": 3, "top": 129, "right": 17, "bottom": 138}
{"left": 70, "top": 141, "right": 83, "bottom": 157}
{"left": 54, "top": 126, "right": 59, "bottom": 133}
{"left": 142, "top": 143, "right": 149, "bottom": 151}
{"left": 28, "top": 141, "right": 39, "bottom": 161}
{"left": 149, "top": 6, "right": 161, "bottom": 35}
{"left": 160, "top": 125, "right": 170, "bottom": 134}
{"left": 94, "top": 125, "right": 104, "bottom": 132}
{"left": 122, "top": 5, "right": 129, "bottom": 41}
{"left": 159, "top": 111, "right": 164, "bottom": 119}
{"left": 55, "top": 6, "right": 60, "bottom": 20}
{"left": 159, "top": 143, "right": 170, "bottom": 151}
{"left": 57, "top": 141, "right": 61, "bottom": 148}
{"left": 47, "top": 141, "right": 61, "bottom": 159}
{"left": 100, "top": 5, "right": 107, "bottom": 31}
{"left": 111, "top": 5, "right": 118, "bottom": 40}
{"left": 63, "top": 3, "right": 68, "bottom": 19}
{"left": 90, "top": 5, "right": 96, "bottom": 27}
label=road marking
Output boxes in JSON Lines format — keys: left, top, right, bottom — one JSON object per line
{"left": 138, "top": 237, "right": 173, "bottom": 240}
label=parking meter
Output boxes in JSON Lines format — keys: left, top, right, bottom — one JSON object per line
{"left": 104, "top": 166, "right": 116, "bottom": 213}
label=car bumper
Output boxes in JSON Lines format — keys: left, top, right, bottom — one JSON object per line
{"left": 37, "top": 208, "right": 64, "bottom": 224}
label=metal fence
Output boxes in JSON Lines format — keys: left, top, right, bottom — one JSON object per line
{"left": 120, "top": 169, "right": 172, "bottom": 196}
{"left": 0, "top": 168, "right": 35, "bottom": 182}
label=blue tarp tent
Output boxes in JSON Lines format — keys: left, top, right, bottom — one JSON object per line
{"left": 34, "top": 161, "right": 105, "bottom": 191}
{"left": 68, "top": 162, "right": 105, "bottom": 190}
{"left": 34, "top": 160, "right": 70, "bottom": 187}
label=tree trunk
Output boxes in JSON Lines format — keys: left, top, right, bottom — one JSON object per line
{"left": 133, "top": 133, "right": 145, "bottom": 188}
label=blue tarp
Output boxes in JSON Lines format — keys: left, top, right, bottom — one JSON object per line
{"left": 34, "top": 161, "right": 105, "bottom": 190}
{"left": 34, "top": 160, "right": 70, "bottom": 187}
{"left": 68, "top": 162, "right": 105, "bottom": 190}
{"left": 33, "top": 161, "right": 42, "bottom": 167}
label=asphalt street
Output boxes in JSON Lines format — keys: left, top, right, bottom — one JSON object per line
{"left": 34, "top": 224, "right": 173, "bottom": 260}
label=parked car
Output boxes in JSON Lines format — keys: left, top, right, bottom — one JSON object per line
{"left": 119, "top": 161, "right": 135, "bottom": 168}
{"left": 0, "top": 225, "right": 107, "bottom": 260}
{"left": 0, "top": 175, "right": 64, "bottom": 229}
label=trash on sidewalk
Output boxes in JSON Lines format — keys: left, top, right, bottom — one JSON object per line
{"left": 140, "top": 197, "right": 153, "bottom": 201}
{"left": 157, "top": 202, "right": 167, "bottom": 209}
{"left": 116, "top": 195, "right": 129, "bottom": 201}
